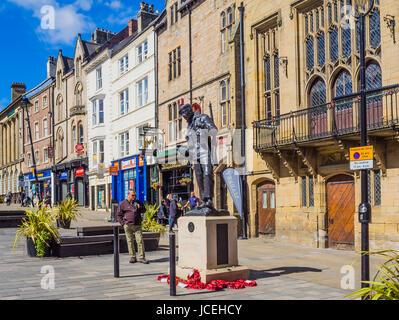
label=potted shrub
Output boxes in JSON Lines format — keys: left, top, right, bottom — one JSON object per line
{"left": 53, "top": 198, "right": 81, "bottom": 229}
{"left": 13, "top": 203, "right": 59, "bottom": 257}
{"left": 141, "top": 203, "right": 165, "bottom": 250}
{"left": 346, "top": 250, "right": 399, "bottom": 300}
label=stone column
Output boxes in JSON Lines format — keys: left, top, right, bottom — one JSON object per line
{"left": 6, "top": 121, "right": 10, "bottom": 164}
{"left": 2, "top": 125, "right": 6, "bottom": 166}
{"left": 11, "top": 118, "right": 15, "bottom": 162}
{"left": 0, "top": 124, "right": 3, "bottom": 167}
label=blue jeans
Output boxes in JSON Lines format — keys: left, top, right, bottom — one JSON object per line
{"left": 169, "top": 216, "right": 177, "bottom": 231}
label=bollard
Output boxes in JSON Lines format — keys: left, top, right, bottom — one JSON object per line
{"left": 169, "top": 233, "right": 176, "bottom": 296}
{"left": 113, "top": 225, "right": 120, "bottom": 278}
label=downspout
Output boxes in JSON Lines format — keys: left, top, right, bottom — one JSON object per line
{"left": 154, "top": 29, "right": 159, "bottom": 130}
{"left": 238, "top": 2, "right": 248, "bottom": 239}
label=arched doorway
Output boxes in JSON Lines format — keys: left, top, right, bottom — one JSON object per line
{"left": 326, "top": 174, "right": 355, "bottom": 250}
{"left": 257, "top": 181, "right": 276, "bottom": 236}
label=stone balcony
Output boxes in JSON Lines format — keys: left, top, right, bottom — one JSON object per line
{"left": 70, "top": 105, "right": 86, "bottom": 117}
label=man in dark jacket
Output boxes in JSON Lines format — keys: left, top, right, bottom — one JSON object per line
{"left": 116, "top": 190, "right": 148, "bottom": 264}
{"left": 168, "top": 194, "right": 178, "bottom": 232}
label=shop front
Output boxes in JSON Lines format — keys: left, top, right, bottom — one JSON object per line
{"left": 23, "top": 169, "right": 52, "bottom": 200}
{"left": 52, "top": 158, "right": 89, "bottom": 206}
{"left": 111, "top": 154, "right": 147, "bottom": 204}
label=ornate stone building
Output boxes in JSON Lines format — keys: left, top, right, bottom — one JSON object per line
{"left": 0, "top": 83, "right": 25, "bottom": 201}
{"left": 243, "top": 0, "right": 399, "bottom": 250}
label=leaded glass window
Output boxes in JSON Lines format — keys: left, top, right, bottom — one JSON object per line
{"left": 309, "top": 176, "right": 314, "bottom": 207}
{"left": 369, "top": 10, "right": 381, "bottom": 49}
{"left": 302, "top": 177, "right": 307, "bottom": 207}
{"left": 328, "top": 4, "right": 332, "bottom": 25}
{"left": 305, "top": 15, "right": 309, "bottom": 35}
{"left": 306, "top": 37, "right": 314, "bottom": 70}
{"left": 316, "top": 10, "right": 319, "bottom": 31}
{"left": 342, "top": 27, "right": 351, "bottom": 58}
{"left": 317, "top": 33, "right": 325, "bottom": 67}
{"left": 368, "top": 171, "right": 372, "bottom": 204}
{"left": 366, "top": 62, "right": 382, "bottom": 90}
{"left": 374, "top": 170, "right": 381, "bottom": 206}
{"left": 321, "top": 7, "right": 324, "bottom": 27}
{"left": 334, "top": 71, "right": 353, "bottom": 110}
{"left": 356, "top": 20, "right": 361, "bottom": 52}
{"left": 334, "top": 1, "right": 338, "bottom": 22}
{"left": 265, "top": 56, "right": 271, "bottom": 91}
{"left": 274, "top": 53, "right": 279, "bottom": 88}
{"left": 310, "top": 12, "right": 314, "bottom": 32}
{"left": 330, "top": 27, "right": 339, "bottom": 62}
{"left": 310, "top": 78, "right": 326, "bottom": 106}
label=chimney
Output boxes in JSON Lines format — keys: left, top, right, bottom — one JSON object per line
{"left": 128, "top": 19, "right": 138, "bottom": 36}
{"left": 137, "top": 3, "right": 158, "bottom": 33}
{"left": 47, "top": 56, "right": 56, "bottom": 78}
{"left": 93, "top": 28, "right": 115, "bottom": 44}
{"left": 11, "top": 82, "right": 26, "bottom": 102}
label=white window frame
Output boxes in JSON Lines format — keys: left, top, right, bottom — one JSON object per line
{"left": 43, "top": 118, "right": 48, "bottom": 137}
{"left": 137, "top": 40, "right": 148, "bottom": 64}
{"left": 96, "top": 67, "right": 102, "bottom": 90}
{"left": 28, "top": 153, "right": 32, "bottom": 167}
{"left": 92, "top": 140, "right": 104, "bottom": 167}
{"left": 119, "top": 132, "right": 129, "bottom": 158}
{"left": 120, "top": 89, "right": 129, "bottom": 116}
{"left": 43, "top": 148, "right": 48, "bottom": 163}
{"left": 35, "top": 101, "right": 39, "bottom": 113}
{"left": 35, "top": 150, "right": 40, "bottom": 165}
{"left": 137, "top": 77, "right": 148, "bottom": 108}
{"left": 137, "top": 125, "right": 146, "bottom": 151}
{"left": 43, "top": 95, "right": 48, "bottom": 109}
{"left": 120, "top": 55, "right": 129, "bottom": 74}
{"left": 92, "top": 99, "right": 104, "bottom": 126}
{"left": 34, "top": 122, "right": 39, "bottom": 140}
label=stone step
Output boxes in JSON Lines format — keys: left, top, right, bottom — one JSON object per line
{"left": 0, "top": 210, "right": 26, "bottom": 217}
{"left": 0, "top": 215, "right": 26, "bottom": 228}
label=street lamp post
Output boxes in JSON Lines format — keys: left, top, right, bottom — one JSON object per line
{"left": 21, "top": 97, "right": 41, "bottom": 203}
{"left": 354, "top": 0, "right": 374, "bottom": 297}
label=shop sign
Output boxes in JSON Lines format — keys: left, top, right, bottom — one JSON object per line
{"left": 59, "top": 171, "right": 68, "bottom": 179}
{"left": 161, "top": 160, "right": 189, "bottom": 171}
{"left": 109, "top": 166, "right": 119, "bottom": 176}
{"left": 129, "top": 180, "right": 135, "bottom": 190}
{"left": 75, "top": 167, "right": 84, "bottom": 177}
{"left": 75, "top": 144, "right": 85, "bottom": 154}
{"left": 121, "top": 158, "right": 136, "bottom": 170}
{"left": 138, "top": 156, "right": 145, "bottom": 166}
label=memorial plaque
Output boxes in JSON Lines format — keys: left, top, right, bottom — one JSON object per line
{"left": 188, "top": 222, "right": 195, "bottom": 233}
{"left": 217, "top": 224, "right": 228, "bottom": 265}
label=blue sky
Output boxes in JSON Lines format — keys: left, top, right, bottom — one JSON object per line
{"left": 0, "top": 0, "right": 165, "bottom": 111}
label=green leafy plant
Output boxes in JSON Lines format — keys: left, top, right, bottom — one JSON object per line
{"left": 52, "top": 198, "right": 81, "bottom": 222}
{"left": 346, "top": 250, "right": 399, "bottom": 300}
{"left": 13, "top": 202, "right": 59, "bottom": 257}
{"left": 178, "top": 177, "right": 192, "bottom": 185}
{"left": 142, "top": 203, "right": 165, "bottom": 235}
{"left": 151, "top": 182, "right": 162, "bottom": 191}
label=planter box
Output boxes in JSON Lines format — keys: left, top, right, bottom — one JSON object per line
{"left": 26, "top": 237, "right": 52, "bottom": 257}
{"left": 57, "top": 218, "right": 71, "bottom": 229}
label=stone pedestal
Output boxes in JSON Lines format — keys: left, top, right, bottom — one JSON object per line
{"left": 176, "top": 215, "right": 250, "bottom": 283}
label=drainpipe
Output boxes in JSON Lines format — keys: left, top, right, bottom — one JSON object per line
{"left": 238, "top": 2, "right": 248, "bottom": 239}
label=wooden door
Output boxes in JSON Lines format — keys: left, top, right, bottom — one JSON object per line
{"left": 327, "top": 175, "right": 355, "bottom": 250}
{"left": 257, "top": 182, "right": 276, "bottom": 235}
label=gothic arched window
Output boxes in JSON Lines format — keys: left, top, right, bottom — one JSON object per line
{"left": 369, "top": 10, "right": 381, "bottom": 49}
{"left": 330, "top": 27, "right": 339, "bottom": 62}
{"left": 306, "top": 37, "right": 314, "bottom": 70}
{"left": 365, "top": 62, "right": 382, "bottom": 90}
{"left": 317, "top": 33, "right": 325, "bottom": 67}
{"left": 309, "top": 78, "right": 326, "bottom": 107}
{"left": 334, "top": 70, "right": 353, "bottom": 98}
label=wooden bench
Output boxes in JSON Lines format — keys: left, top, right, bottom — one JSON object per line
{"left": 53, "top": 232, "right": 160, "bottom": 257}
{"left": 0, "top": 211, "right": 26, "bottom": 228}
{"left": 76, "top": 225, "right": 125, "bottom": 236}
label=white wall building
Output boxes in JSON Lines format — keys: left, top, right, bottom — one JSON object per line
{"left": 84, "top": 4, "right": 158, "bottom": 210}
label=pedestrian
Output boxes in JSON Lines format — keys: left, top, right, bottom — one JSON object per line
{"left": 184, "top": 191, "right": 200, "bottom": 211}
{"left": 44, "top": 191, "right": 51, "bottom": 208}
{"left": 19, "top": 189, "right": 26, "bottom": 207}
{"left": 6, "top": 191, "right": 12, "bottom": 206}
{"left": 157, "top": 199, "right": 168, "bottom": 226}
{"left": 116, "top": 190, "right": 148, "bottom": 264}
{"left": 168, "top": 194, "right": 178, "bottom": 232}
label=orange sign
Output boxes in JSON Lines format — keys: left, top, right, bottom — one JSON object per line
{"left": 139, "top": 156, "right": 144, "bottom": 166}
{"left": 109, "top": 166, "right": 119, "bottom": 176}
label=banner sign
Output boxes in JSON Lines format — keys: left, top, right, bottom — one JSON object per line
{"left": 75, "top": 167, "right": 84, "bottom": 177}
{"left": 222, "top": 168, "right": 243, "bottom": 218}
{"left": 59, "top": 171, "right": 68, "bottom": 179}
{"left": 121, "top": 158, "right": 136, "bottom": 170}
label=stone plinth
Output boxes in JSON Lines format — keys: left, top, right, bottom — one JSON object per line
{"left": 176, "top": 215, "right": 250, "bottom": 283}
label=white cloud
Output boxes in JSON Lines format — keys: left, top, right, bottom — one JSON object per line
{"left": 7, "top": 0, "right": 95, "bottom": 46}
{"left": 105, "top": 1, "right": 123, "bottom": 10}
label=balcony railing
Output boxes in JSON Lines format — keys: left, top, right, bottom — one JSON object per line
{"left": 253, "top": 85, "right": 399, "bottom": 151}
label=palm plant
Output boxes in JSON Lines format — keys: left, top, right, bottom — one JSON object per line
{"left": 346, "top": 250, "right": 399, "bottom": 300}
{"left": 13, "top": 202, "right": 59, "bottom": 257}
{"left": 142, "top": 203, "right": 165, "bottom": 234}
{"left": 52, "top": 198, "right": 81, "bottom": 228}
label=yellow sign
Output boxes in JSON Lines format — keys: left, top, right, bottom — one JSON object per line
{"left": 350, "top": 146, "right": 374, "bottom": 161}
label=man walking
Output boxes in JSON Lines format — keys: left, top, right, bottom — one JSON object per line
{"left": 168, "top": 194, "right": 178, "bottom": 232}
{"left": 116, "top": 190, "right": 148, "bottom": 264}
{"left": 184, "top": 191, "right": 200, "bottom": 211}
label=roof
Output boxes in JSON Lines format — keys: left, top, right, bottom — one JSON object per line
{"left": 82, "top": 40, "right": 101, "bottom": 57}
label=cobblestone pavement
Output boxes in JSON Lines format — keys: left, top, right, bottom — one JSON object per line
{"left": 0, "top": 204, "right": 381, "bottom": 300}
